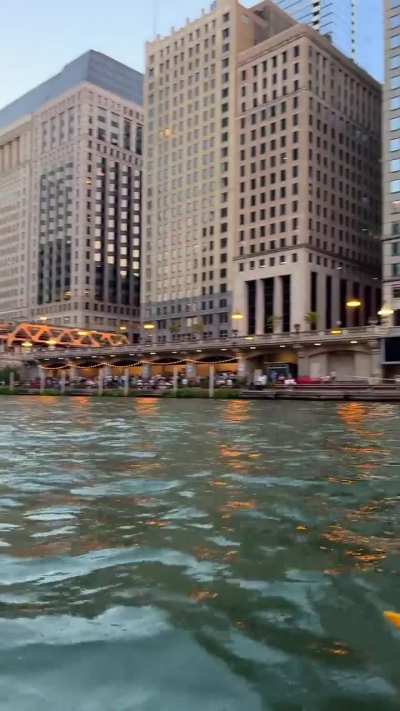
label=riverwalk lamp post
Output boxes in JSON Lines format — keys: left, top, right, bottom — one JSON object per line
{"left": 378, "top": 304, "right": 394, "bottom": 327}
{"left": 231, "top": 312, "right": 244, "bottom": 338}
{"left": 48, "top": 339, "right": 57, "bottom": 351}
{"left": 378, "top": 304, "right": 394, "bottom": 318}
{"left": 346, "top": 298, "right": 362, "bottom": 327}
{"left": 143, "top": 322, "right": 155, "bottom": 345}
{"left": 21, "top": 340, "right": 32, "bottom": 354}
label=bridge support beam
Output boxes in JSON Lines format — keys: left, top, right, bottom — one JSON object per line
{"left": 123, "top": 367, "right": 130, "bottom": 396}
{"left": 209, "top": 363, "right": 215, "bottom": 399}
{"left": 173, "top": 365, "right": 179, "bottom": 394}
{"left": 39, "top": 368, "right": 45, "bottom": 395}
{"left": 98, "top": 369, "right": 104, "bottom": 396}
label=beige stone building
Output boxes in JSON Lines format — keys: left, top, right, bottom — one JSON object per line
{"left": 383, "top": 0, "right": 400, "bottom": 325}
{"left": 143, "top": 0, "right": 381, "bottom": 341}
{"left": 0, "top": 51, "right": 143, "bottom": 338}
{"left": 0, "top": 117, "right": 32, "bottom": 322}
{"left": 234, "top": 18, "right": 382, "bottom": 335}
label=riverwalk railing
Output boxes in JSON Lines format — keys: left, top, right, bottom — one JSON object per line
{"left": 14, "top": 324, "right": 392, "bottom": 362}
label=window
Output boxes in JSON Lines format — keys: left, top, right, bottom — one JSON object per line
{"left": 391, "top": 117, "right": 400, "bottom": 131}
{"left": 391, "top": 180, "right": 400, "bottom": 193}
{"left": 391, "top": 97, "right": 400, "bottom": 110}
{"left": 391, "top": 15, "right": 400, "bottom": 28}
{"left": 391, "top": 35, "right": 400, "bottom": 48}
{"left": 391, "top": 55, "right": 400, "bottom": 69}
{"left": 392, "top": 241, "right": 400, "bottom": 256}
{"left": 393, "top": 287, "right": 400, "bottom": 299}
{"left": 392, "top": 263, "right": 400, "bottom": 276}
{"left": 391, "top": 138, "right": 400, "bottom": 151}
{"left": 391, "top": 159, "right": 400, "bottom": 172}
{"left": 391, "top": 75, "right": 400, "bottom": 89}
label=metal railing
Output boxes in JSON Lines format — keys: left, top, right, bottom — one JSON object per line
{"left": 10, "top": 323, "right": 394, "bottom": 362}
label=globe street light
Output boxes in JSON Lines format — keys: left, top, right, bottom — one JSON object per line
{"left": 378, "top": 304, "right": 394, "bottom": 318}
{"left": 231, "top": 312, "right": 244, "bottom": 338}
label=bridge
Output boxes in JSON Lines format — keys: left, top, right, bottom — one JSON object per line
{"left": 2, "top": 324, "right": 395, "bottom": 383}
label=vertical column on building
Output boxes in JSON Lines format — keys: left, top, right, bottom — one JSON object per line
{"left": 290, "top": 267, "right": 307, "bottom": 332}
{"left": 274, "top": 276, "right": 283, "bottom": 333}
{"left": 331, "top": 274, "right": 341, "bottom": 327}
{"left": 317, "top": 273, "right": 326, "bottom": 331}
{"left": 255, "top": 280, "right": 264, "bottom": 335}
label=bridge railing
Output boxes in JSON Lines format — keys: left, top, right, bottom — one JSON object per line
{"left": 14, "top": 324, "right": 392, "bottom": 361}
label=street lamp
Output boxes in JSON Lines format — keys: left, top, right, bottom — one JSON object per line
{"left": 231, "top": 312, "right": 244, "bottom": 338}
{"left": 21, "top": 341, "right": 32, "bottom": 353}
{"left": 143, "top": 322, "right": 156, "bottom": 345}
{"left": 48, "top": 339, "right": 57, "bottom": 351}
{"left": 346, "top": 298, "right": 362, "bottom": 309}
{"left": 39, "top": 315, "right": 48, "bottom": 323}
{"left": 378, "top": 304, "right": 394, "bottom": 318}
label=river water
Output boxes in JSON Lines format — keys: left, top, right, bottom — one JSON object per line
{"left": 0, "top": 396, "right": 399, "bottom": 710}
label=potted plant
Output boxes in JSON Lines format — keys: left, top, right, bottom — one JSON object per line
{"left": 266, "top": 315, "right": 282, "bottom": 334}
{"left": 305, "top": 311, "right": 318, "bottom": 331}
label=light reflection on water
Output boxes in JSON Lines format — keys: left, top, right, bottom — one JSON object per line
{"left": 0, "top": 397, "right": 400, "bottom": 710}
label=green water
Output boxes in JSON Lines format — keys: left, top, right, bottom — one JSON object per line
{"left": 0, "top": 396, "right": 399, "bottom": 710}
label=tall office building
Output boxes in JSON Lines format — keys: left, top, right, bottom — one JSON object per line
{"left": 143, "top": 0, "right": 381, "bottom": 341}
{"left": 383, "top": 0, "right": 400, "bottom": 324}
{"left": 143, "top": 0, "right": 296, "bottom": 340}
{"left": 275, "top": 0, "right": 383, "bottom": 80}
{"left": 274, "top": 1, "right": 355, "bottom": 58}
{"left": 0, "top": 51, "right": 143, "bottom": 338}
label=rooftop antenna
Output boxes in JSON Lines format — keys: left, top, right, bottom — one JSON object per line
{"left": 153, "top": 0, "right": 159, "bottom": 37}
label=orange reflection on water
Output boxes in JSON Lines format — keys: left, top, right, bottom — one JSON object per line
{"left": 220, "top": 500, "right": 256, "bottom": 517}
{"left": 134, "top": 397, "right": 160, "bottom": 418}
{"left": 191, "top": 590, "right": 218, "bottom": 604}
{"left": 222, "top": 400, "right": 251, "bottom": 424}
{"left": 321, "top": 524, "right": 395, "bottom": 571}
{"left": 71, "top": 396, "right": 90, "bottom": 408}
{"left": 219, "top": 446, "right": 242, "bottom": 459}
{"left": 145, "top": 519, "right": 169, "bottom": 528}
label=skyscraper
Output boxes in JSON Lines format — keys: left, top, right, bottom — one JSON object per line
{"left": 274, "top": 1, "right": 356, "bottom": 58}
{"left": 0, "top": 52, "right": 143, "bottom": 338}
{"left": 274, "top": 0, "right": 383, "bottom": 80}
{"left": 143, "top": 0, "right": 381, "bottom": 342}
{"left": 383, "top": 0, "right": 400, "bottom": 324}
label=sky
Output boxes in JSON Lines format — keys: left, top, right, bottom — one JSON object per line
{"left": 0, "top": 0, "right": 383, "bottom": 110}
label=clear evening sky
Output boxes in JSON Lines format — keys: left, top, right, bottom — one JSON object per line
{"left": 0, "top": 0, "right": 383, "bottom": 110}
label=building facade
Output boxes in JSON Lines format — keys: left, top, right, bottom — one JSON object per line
{"left": 0, "top": 117, "right": 32, "bottom": 322}
{"left": 383, "top": 0, "right": 400, "bottom": 326}
{"left": 0, "top": 51, "right": 143, "bottom": 338}
{"left": 143, "top": 0, "right": 381, "bottom": 342}
{"left": 143, "top": 0, "right": 295, "bottom": 342}
{"left": 234, "top": 21, "right": 382, "bottom": 336}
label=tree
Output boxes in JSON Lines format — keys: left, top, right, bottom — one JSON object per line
{"left": 169, "top": 320, "right": 182, "bottom": 341}
{"left": 305, "top": 311, "right": 318, "bottom": 331}
{"left": 190, "top": 321, "right": 204, "bottom": 340}
{"left": 266, "top": 315, "right": 282, "bottom": 333}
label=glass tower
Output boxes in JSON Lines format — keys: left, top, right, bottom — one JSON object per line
{"left": 275, "top": 1, "right": 355, "bottom": 57}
